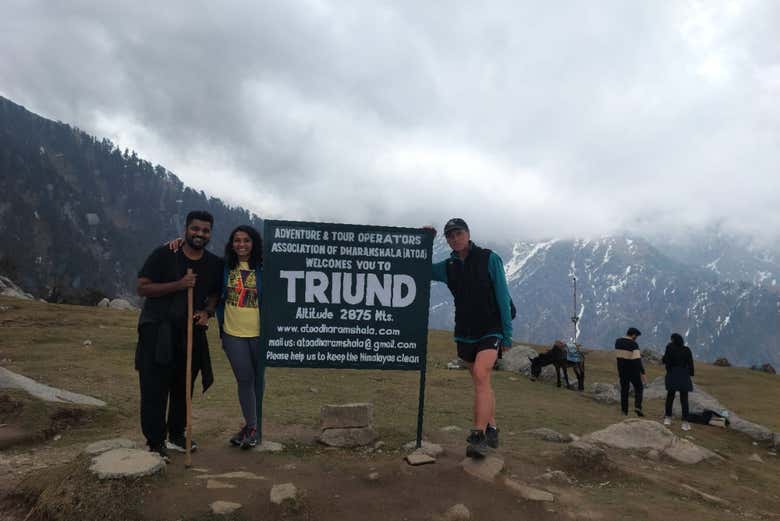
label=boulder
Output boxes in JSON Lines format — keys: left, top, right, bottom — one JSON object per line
{"left": 713, "top": 358, "right": 731, "bottom": 367}
{"left": 443, "top": 504, "right": 471, "bottom": 521}
{"left": 460, "top": 455, "right": 504, "bottom": 482}
{"left": 563, "top": 441, "right": 611, "bottom": 471}
{"left": 641, "top": 348, "right": 663, "bottom": 365}
{"left": 270, "top": 483, "right": 297, "bottom": 505}
{"left": 496, "top": 345, "right": 557, "bottom": 381}
{"left": 108, "top": 298, "right": 136, "bottom": 311}
{"left": 83, "top": 438, "right": 136, "bottom": 455}
{"left": 525, "top": 428, "right": 569, "bottom": 443}
{"left": 405, "top": 451, "right": 436, "bottom": 466}
{"left": 751, "top": 363, "right": 776, "bottom": 375}
{"left": 320, "top": 403, "right": 373, "bottom": 429}
{"left": 97, "top": 298, "right": 110, "bottom": 308}
{"left": 89, "top": 448, "right": 165, "bottom": 479}
{"left": 0, "top": 367, "right": 106, "bottom": 407}
{"left": 255, "top": 440, "right": 284, "bottom": 453}
{"left": 590, "top": 382, "right": 620, "bottom": 403}
{"left": 447, "top": 359, "right": 468, "bottom": 370}
{"left": 0, "top": 276, "right": 34, "bottom": 300}
{"left": 583, "top": 419, "right": 718, "bottom": 464}
{"left": 319, "top": 427, "right": 378, "bottom": 447}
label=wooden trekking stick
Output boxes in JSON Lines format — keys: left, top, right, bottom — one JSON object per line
{"left": 185, "top": 268, "right": 194, "bottom": 468}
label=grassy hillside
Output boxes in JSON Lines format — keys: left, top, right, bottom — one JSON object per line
{"left": 1, "top": 296, "right": 779, "bottom": 521}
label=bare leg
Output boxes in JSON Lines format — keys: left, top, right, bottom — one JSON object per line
{"left": 470, "top": 349, "right": 498, "bottom": 430}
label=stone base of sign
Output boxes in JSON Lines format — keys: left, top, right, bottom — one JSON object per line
{"left": 405, "top": 451, "right": 436, "bottom": 466}
{"left": 319, "top": 427, "right": 378, "bottom": 448}
{"left": 320, "top": 403, "right": 373, "bottom": 429}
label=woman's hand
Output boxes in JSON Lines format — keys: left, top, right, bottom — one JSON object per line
{"left": 166, "top": 237, "right": 184, "bottom": 252}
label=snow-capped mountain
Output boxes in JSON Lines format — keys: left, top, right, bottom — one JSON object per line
{"left": 429, "top": 236, "right": 779, "bottom": 366}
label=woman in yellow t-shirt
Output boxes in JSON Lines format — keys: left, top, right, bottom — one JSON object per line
{"left": 215, "top": 225, "right": 264, "bottom": 449}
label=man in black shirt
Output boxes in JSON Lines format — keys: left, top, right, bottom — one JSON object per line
{"left": 135, "top": 210, "right": 223, "bottom": 459}
{"left": 614, "top": 327, "right": 645, "bottom": 417}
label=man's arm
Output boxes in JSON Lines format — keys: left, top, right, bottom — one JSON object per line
{"left": 137, "top": 274, "right": 194, "bottom": 298}
{"left": 488, "top": 252, "right": 513, "bottom": 347}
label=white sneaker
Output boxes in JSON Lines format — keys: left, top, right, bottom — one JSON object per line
{"left": 663, "top": 417, "right": 672, "bottom": 426}
{"left": 681, "top": 421, "right": 691, "bottom": 431}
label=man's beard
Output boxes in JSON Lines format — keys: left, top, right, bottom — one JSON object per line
{"left": 185, "top": 235, "right": 209, "bottom": 250}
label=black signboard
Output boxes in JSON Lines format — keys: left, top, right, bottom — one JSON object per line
{"left": 259, "top": 220, "right": 433, "bottom": 370}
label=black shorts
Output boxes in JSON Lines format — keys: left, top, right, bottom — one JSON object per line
{"left": 457, "top": 337, "right": 501, "bottom": 364}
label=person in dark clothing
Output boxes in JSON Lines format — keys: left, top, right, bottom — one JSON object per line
{"left": 136, "top": 210, "right": 223, "bottom": 460}
{"left": 615, "top": 327, "right": 645, "bottom": 417}
{"left": 428, "top": 218, "right": 513, "bottom": 458}
{"left": 662, "top": 333, "right": 695, "bottom": 431}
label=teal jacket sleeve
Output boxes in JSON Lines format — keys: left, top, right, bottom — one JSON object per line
{"left": 488, "top": 252, "right": 513, "bottom": 347}
{"left": 431, "top": 259, "right": 448, "bottom": 283}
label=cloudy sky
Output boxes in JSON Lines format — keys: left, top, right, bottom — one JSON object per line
{"left": 2, "top": 0, "right": 779, "bottom": 243}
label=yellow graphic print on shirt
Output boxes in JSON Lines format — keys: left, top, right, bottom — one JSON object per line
{"left": 224, "top": 262, "right": 260, "bottom": 337}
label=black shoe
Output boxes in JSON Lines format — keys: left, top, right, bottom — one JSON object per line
{"left": 240, "top": 427, "right": 259, "bottom": 450}
{"left": 486, "top": 425, "right": 499, "bottom": 449}
{"left": 466, "top": 429, "right": 489, "bottom": 459}
{"left": 230, "top": 426, "right": 247, "bottom": 447}
{"left": 635, "top": 408, "right": 645, "bottom": 418}
{"left": 149, "top": 443, "right": 170, "bottom": 463}
{"left": 167, "top": 434, "right": 198, "bottom": 453}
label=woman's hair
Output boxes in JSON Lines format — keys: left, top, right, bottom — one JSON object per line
{"left": 670, "top": 333, "right": 685, "bottom": 347}
{"left": 224, "top": 225, "right": 263, "bottom": 269}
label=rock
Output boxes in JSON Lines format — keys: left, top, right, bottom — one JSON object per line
{"left": 583, "top": 419, "right": 718, "bottom": 464}
{"left": 403, "top": 440, "right": 444, "bottom": 457}
{"left": 97, "top": 298, "right": 110, "bottom": 308}
{"left": 495, "top": 345, "right": 538, "bottom": 373}
{"left": 535, "top": 470, "right": 574, "bottom": 484}
{"left": 207, "top": 479, "right": 236, "bottom": 489}
{"left": 569, "top": 433, "right": 580, "bottom": 442}
{"left": 590, "top": 382, "right": 620, "bottom": 403}
{"left": 0, "top": 367, "right": 106, "bottom": 407}
{"left": 713, "top": 358, "right": 731, "bottom": 367}
{"left": 108, "top": 298, "right": 136, "bottom": 310}
{"left": 460, "top": 455, "right": 504, "bottom": 482}
{"left": 680, "top": 484, "right": 729, "bottom": 505}
{"left": 320, "top": 403, "right": 373, "bottom": 429}
{"left": 374, "top": 441, "right": 385, "bottom": 449}
{"left": 440, "top": 425, "right": 462, "bottom": 432}
{"left": 210, "top": 501, "right": 242, "bottom": 515}
{"left": 525, "top": 428, "right": 570, "bottom": 443}
{"left": 447, "top": 359, "right": 467, "bottom": 370}
{"left": 748, "top": 453, "right": 764, "bottom": 463}
{"left": 82, "top": 339, "right": 92, "bottom": 346}
{"left": 319, "top": 427, "right": 378, "bottom": 447}
{"left": 646, "top": 449, "right": 660, "bottom": 461}
{"left": 504, "top": 479, "right": 555, "bottom": 502}
{"left": 641, "top": 349, "right": 663, "bottom": 365}
{"left": 89, "top": 448, "right": 165, "bottom": 479}
{"left": 563, "top": 441, "right": 611, "bottom": 471}
{"left": 367, "top": 472, "right": 380, "bottom": 481}
{"left": 270, "top": 483, "right": 298, "bottom": 505}
{"left": 84, "top": 438, "right": 136, "bottom": 455}
{"left": 405, "top": 451, "right": 436, "bottom": 465}
{"left": 443, "top": 504, "right": 471, "bottom": 521}
{"left": 773, "top": 433, "right": 780, "bottom": 450}
{"left": 0, "top": 276, "right": 34, "bottom": 300}
{"left": 255, "top": 440, "right": 284, "bottom": 452}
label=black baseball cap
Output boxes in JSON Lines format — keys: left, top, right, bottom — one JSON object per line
{"left": 444, "top": 218, "right": 469, "bottom": 236}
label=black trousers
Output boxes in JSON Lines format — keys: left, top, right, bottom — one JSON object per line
{"left": 617, "top": 358, "right": 643, "bottom": 414}
{"left": 137, "top": 323, "right": 195, "bottom": 448}
{"left": 665, "top": 390, "right": 689, "bottom": 420}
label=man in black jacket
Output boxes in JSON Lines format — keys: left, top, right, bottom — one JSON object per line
{"left": 615, "top": 327, "right": 645, "bottom": 417}
{"left": 135, "top": 210, "right": 223, "bottom": 460}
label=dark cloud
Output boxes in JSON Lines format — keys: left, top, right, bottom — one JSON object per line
{"left": 2, "top": 0, "right": 778, "bottom": 242}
